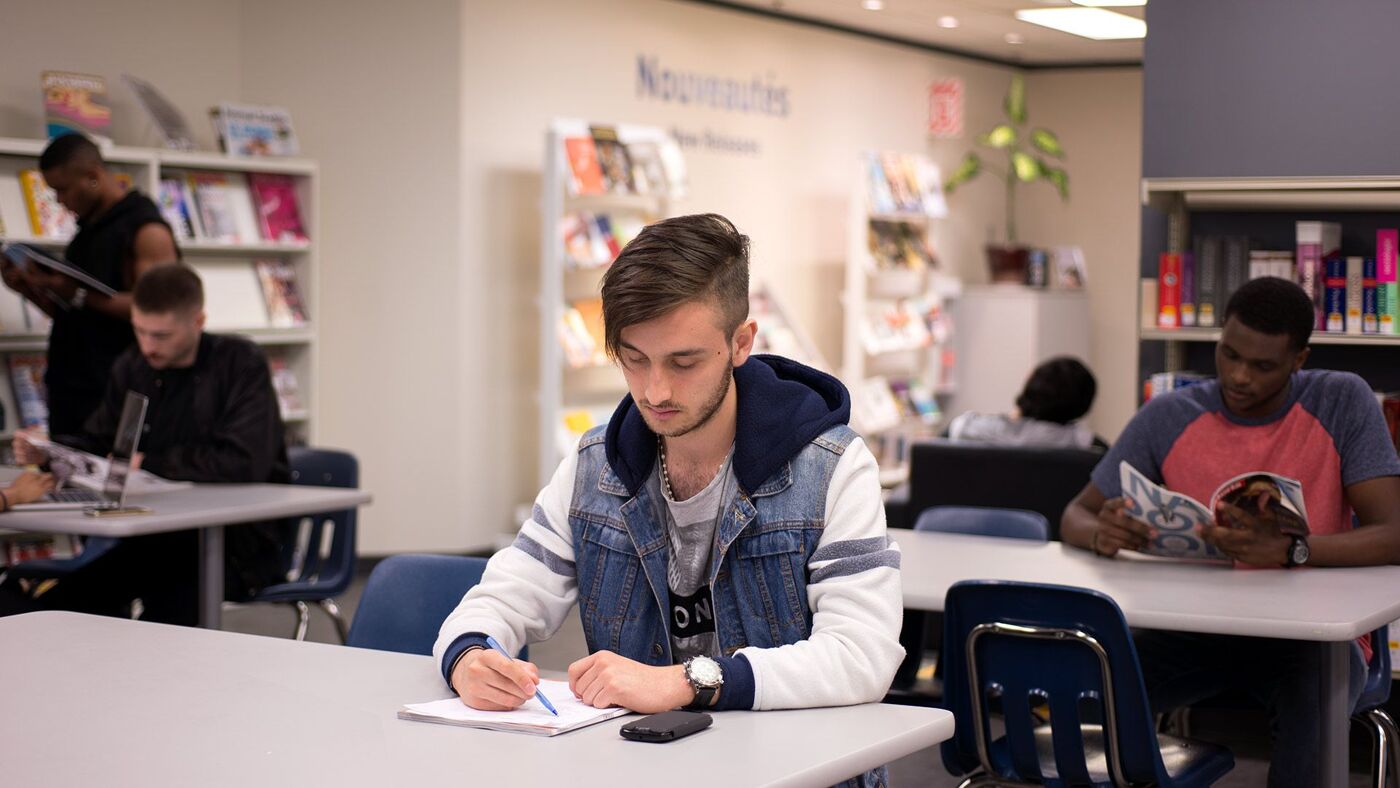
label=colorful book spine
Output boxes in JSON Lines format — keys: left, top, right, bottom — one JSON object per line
{"left": 1179, "top": 250, "right": 1197, "bottom": 327}
{"left": 1297, "top": 221, "right": 1342, "bottom": 330}
{"left": 1196, "top": 236, "right": 1221, "bottom": 327}
{"left": 1157, "top": 252, "right": 1181, "bottom": 328}
{"left": 1363, "top": 257, "right": 1379, "bottom": 334}
{"left": 1345, "top": 256, "right": 1364, "bottom": 334}
{"left": 1379, "top": 229, "right": 1399, "bottom": 335}
{"left": 1324, "top": 256, "right": 1347, "bottom": 332}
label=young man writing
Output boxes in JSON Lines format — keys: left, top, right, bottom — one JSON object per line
{"left": 0, "top": 133, "right": 179, "bottom": 436}
{"left": 1061, "top": 277, "right": 1400, "bottom": 788}
{"left": 435, "top": 214, "right": 903, "bottom": 786}
{"left": 13, "top": 264, "right": 290, "bottom": 625}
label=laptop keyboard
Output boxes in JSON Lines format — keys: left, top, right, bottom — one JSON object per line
{"left": 47, "top": 489, "right": 105, "bottom": 503}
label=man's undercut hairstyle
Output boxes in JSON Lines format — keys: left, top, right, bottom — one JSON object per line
{"left": 1223, "top": 276, "right": 1314, "bottom": 351}
{"left": 38, "top": 132, "right": 103, "bottom": 172}
{"left": 133, "top": 264, "right": 204, "bottom": 315}
{"left": 1016, "top": 356, "right": 1097, "bottom": 425}
{"left": 600, "top": 213, "right": 750, "bottom": 359}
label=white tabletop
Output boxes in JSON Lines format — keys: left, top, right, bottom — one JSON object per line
{"left": 0, "top": 612, "right": 954, "bottom": 788}
{"left": 898, "top": 530, "right": 1400, "bottom": 641}
{"left": 0, "top": 483, "right": 371, "bottom": 537}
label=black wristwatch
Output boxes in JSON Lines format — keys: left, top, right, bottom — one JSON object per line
{"left": 1284, "top": 534, "right": 1310, "bottom": 568}
{"left": 683, "top": 655, "right": 723, "bottom": 709}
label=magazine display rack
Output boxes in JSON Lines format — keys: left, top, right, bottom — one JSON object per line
{"left": 0, "top": 137, "right": 317, "bottom": 442}
{"left": 842, "top": 151, "right": 957, "bottom": 486}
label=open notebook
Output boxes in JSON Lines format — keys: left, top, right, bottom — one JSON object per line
{"left": 398, "top": 679, "right": 631, "bottom": 736}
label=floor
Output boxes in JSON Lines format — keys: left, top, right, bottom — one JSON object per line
{"left": 222, "top": 562, "right": 1389, "bottom": 787}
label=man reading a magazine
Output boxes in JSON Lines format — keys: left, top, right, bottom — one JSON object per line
{"left": 0, "top": 132, "right": 180, "bottom": 436}
{"left": 1061, "top": 276, "right": 1400, "bottom": 788}
{"left": 9, "top": 264, "right": 290, "bottom": 626}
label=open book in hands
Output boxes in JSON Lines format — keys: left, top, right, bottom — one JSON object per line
{"left": 1119, "top": 461, "right": 1309, "bottom": 563}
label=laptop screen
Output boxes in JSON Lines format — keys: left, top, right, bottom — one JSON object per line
{"left": 103, "top": 391, "right": 150, "bottom": 504}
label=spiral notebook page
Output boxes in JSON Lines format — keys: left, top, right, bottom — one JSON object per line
{"left": 398, "top": 679, "right": 631, "bottom": 736}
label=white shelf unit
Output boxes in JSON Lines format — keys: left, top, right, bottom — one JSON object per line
{"left": 0, "top": 137, "right": 318, "bottom": 442}
{"left": 841, "top": 153, "right": 956, "bottom": 485}
{"left": 537, "top": 120, "right": 680, "bottom": 487}
{"left": 1141, "top": 176, "right": 1400, "bottom": 373}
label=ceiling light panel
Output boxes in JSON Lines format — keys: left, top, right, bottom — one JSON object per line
{"left": 1014, "top": 7, "right": 1146, "bottom": 40}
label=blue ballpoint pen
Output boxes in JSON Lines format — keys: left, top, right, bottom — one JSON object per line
{"left": 484, "top": 635, "right": 558, "bottom": 716}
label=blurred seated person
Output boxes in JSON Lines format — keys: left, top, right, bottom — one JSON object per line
{"left": 7, "top": 264, "right": 290, "bottom": 625}
{"left": 946, "top": 356, "right": 1105, "bottom": 450}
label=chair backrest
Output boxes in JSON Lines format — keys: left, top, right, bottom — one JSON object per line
{"left": 346, "top": 554, "right": 488, "bottom": 656}
{"left": 1358, "top": 625, "right": 1392, "bottom": 711}
{"left": 905, "top": 440, "right": 1103, "bottom": 538}
{"left": 914, "top": 505, "right": 1050, "bottom": 542}
{"left": 286, "top": 447, "right": 358, "bottom": 595}
{"left": 941, "top": 580, "right": 1170, "bottom": 787}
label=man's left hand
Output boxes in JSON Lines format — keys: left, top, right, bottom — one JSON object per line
{"left": 1202, "top": 500, "right": 1292, "bottom": 566}
{"left": 566, "top": 650, "right": 693, "bottom": 713}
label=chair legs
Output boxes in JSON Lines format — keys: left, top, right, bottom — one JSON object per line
{"left": 288, "top": 599, "right": 348, "bottom": 643}
{"left": 1361, "top": 707, "right": 1400, "bottom": 788}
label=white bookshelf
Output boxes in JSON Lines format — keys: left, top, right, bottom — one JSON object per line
{"left": 0, "top": 137, "right": 318, "bottom": 443}
{"left": 842, "top": 152, "right": 956, "bottom": 486}
{"left": 537, "top": 120, "right": 681, "bottom": 487}
{"left": 1141, "top": 176, "right": 1400, "bottom": 373}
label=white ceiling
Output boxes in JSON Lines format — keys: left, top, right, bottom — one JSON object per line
{"left": 716, "top": 0, "right": 1145, "bottom": 66}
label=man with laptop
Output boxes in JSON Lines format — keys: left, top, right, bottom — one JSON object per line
{"left": 11, "top": 264, "right": 291, "bottom": 625}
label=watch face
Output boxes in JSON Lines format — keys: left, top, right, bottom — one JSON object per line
{"left": 1292, "top": 540, "right": 1309, "bottom": 565}
{"left": 688, "top": 657, "right": 723, "bottom": 686}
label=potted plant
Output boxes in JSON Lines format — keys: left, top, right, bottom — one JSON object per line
{"left": 944, "top": 74, "right": 1069, "bottom": 282}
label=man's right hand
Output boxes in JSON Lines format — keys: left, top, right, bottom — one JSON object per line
{"left": 450, "top": 647, "right": 542, "bottom": 711}
{"left": 1092, "top": 497, "right": 1154, "bottom": 556}
{"left": 12, "top": 431, "right": 49, "bottom": 467}
{"left": 6, "top": 471, "right": 54, "bottom": 505}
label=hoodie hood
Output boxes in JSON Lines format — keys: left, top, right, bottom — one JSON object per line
{"left": 604, "top": 354, "right": 850, "bottom": 496}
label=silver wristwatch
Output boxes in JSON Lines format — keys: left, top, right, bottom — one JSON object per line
{"left": 70, "top": 286, "right": 88, "bottom": 310}
{"left": 683, "top": 655, "right": 723, "bottom": 708}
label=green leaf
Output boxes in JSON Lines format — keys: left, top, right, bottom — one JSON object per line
{"left": 1004, "top": 74, "right": 1026, "bottom": 125}
{"left": 1030, "top": 128, "right": 1064, "bottom": 158}
{"left": 943, "top": 152, "right": 981, "bottom": 193}
{"left": 1042, "top": 163, "right": 1070, "bottom": 200}
{"left": 1012, "top": 151, "right": 1039, "bottom": 182}
{"left": 979, "top": 124, "right": 1017, "bottom": 149}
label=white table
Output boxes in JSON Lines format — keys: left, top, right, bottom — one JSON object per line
{"left": 0, "top": 483, "right": 371, "bottom": 628}
{"left": 897, "top": 530, "right": 1400, "bottom": 788}
{"left": 0, "top": 612, "right": 955, "bottom": 788}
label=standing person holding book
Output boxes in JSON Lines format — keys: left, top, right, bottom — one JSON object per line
{"left": 1060, "top": 277, "right": 1400, "bottom": 788}
{"left": 0, "top": 133, "right": 179, "bottom": 437}
{"left": 435, "top": 214, "right": 903, "bottom": 788}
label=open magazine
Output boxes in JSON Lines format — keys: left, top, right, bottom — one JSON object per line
{"left": 0, "top": 243, "right": 118, "bottom": 299}
{"left": 1119, "top": 461, "right": 1309, "bottom": 563}
{"left": 25, "top": 435, "right": 192, "bottom": 496}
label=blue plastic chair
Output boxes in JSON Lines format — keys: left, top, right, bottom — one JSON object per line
{"left": 246, "top": 447, "right": 358, "bottom": 642}
{"left": 346, "top": 553, "right": 492, "bottom": 656}
{"left": 914, "top": 505, "right": 1051, "bottom": 541}
{"left": 942, "top": 580, "right": 1235, "bottom": 787}
{"left": 1355, "top": 625, "right": 1399, "bottom": 786}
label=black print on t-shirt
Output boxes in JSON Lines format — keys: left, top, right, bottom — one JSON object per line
{"left": 669, "top": 586, "right": 717, "bottom": 639}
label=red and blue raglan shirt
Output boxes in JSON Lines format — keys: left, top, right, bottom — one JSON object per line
{"left": 1092, "top": 369, "right": 1400, "bottom": 658}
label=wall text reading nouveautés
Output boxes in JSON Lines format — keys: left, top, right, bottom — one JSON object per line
{"left": 636, "top": 55, "right": 790, "bottom": 118}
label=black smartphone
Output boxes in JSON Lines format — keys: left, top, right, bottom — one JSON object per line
{"left": 619, "top": 710, "right": 713, "bottom": 742}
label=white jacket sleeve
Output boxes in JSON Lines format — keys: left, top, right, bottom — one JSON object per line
{"left": 432, "top": 446, "right": 581, "bottom": 669}
{"left": 737, "top": 437, "right": 905, "bottom": 709}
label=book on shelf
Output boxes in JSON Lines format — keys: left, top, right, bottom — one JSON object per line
{"left": 1144, "top": 371, "right": 1209, "bottom": 402}
{"left": 1195, "top": 236, "right": 1221, "bottom": 327}
{"left": 626, "top": 140, "right": 669, "bottom": 196}
{"left": 655, "top": 137, "right": 688, "bottom": 199}
{"left": 852, "top": 376, "right": 902, "bottom": 434}
{"left": 1221, "top": 235, "right": 1249, "bottom": 309}
{"left": 590, "top": 125, "right": 635, "bottom": 195}
{"left": 558, "top": 297, "right": 607, "bottom": 368}
{"left": 1156, "top": 252, "right": 1181, "bottom": 329}
{"left": 1296, "top": 221, "right": 1341, "bottom": 331}
{"left": 1363, "top": 257, "right": 1379, "bottom": 334}
{"left": 254, "top": 260, "right": 308, "bottom": 327}
{"left": 1052, "top": 245, "right": 1087, "bottom": 289}
{"left": 563, "top": 136, "right": 607, "bottom": 196}
{"left": 1324, "top": 256, "right": 1346, "bottom": 333}
{"left": 561, "top": 213, "right": 601, "bottom": 268}
{"left": 865, "top": 151, "right": 947, "bottom": 217}
{"left": 592, "top": 215, "right": 621, "bottom": 258}
{"left": 248, "top": 174, "right": 308, "bottom": 243}
{"left": 212, "top": 103, "right": 300, "bottom": 157}
{"left": 19, "top": 169, "right": 77, "bottom": 240}
{"left": 42, "top": 71, "right": 111, "bottom": 144}
{"left": 121, "top": 74, "right": 196, "bottom": 151}
{"left": 194, "top": 262, "right": 270, "bottom": 329}
{"left": 1178, "top": 250, "right": 1196, "bottom": 326}
{"left": 9, "top": 353, "right": 48, "bottom": 432}
{"left": 1379, "top": 229, "right": 1399, "bottom": 335}
{"left": 157, "top": 178, "right": 201, "bottom": 241}
{"left": 187, "top": 172, "right": 259, "bottom": 243}
{"left": 888, "top": 377, "right": 940, "bottom": 426}
{"left": 1345, "top": 257, "right": 1364, "bottom": 336}
{"left": 1119, "top": 461, "right": 1308, "bottom": 564}
{"left": 868, "top": 220, "right": 933, "bottom": 271}
{"left": 267, "top": 354, "right": 303, "bottom": 418}
{"left": 861, "top": 301, "right": 930, "bottom": 355}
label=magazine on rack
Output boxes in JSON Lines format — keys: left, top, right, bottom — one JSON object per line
{"left": 1118, "top": 461, "right": 1309, "bottom": 563}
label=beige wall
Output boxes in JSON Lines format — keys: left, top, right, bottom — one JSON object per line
{"left": 1020, "top": 68, "right": 1143, "bottom": 440}
{"left": 0, "top": 0, "right": 1143, "bottom": 553}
